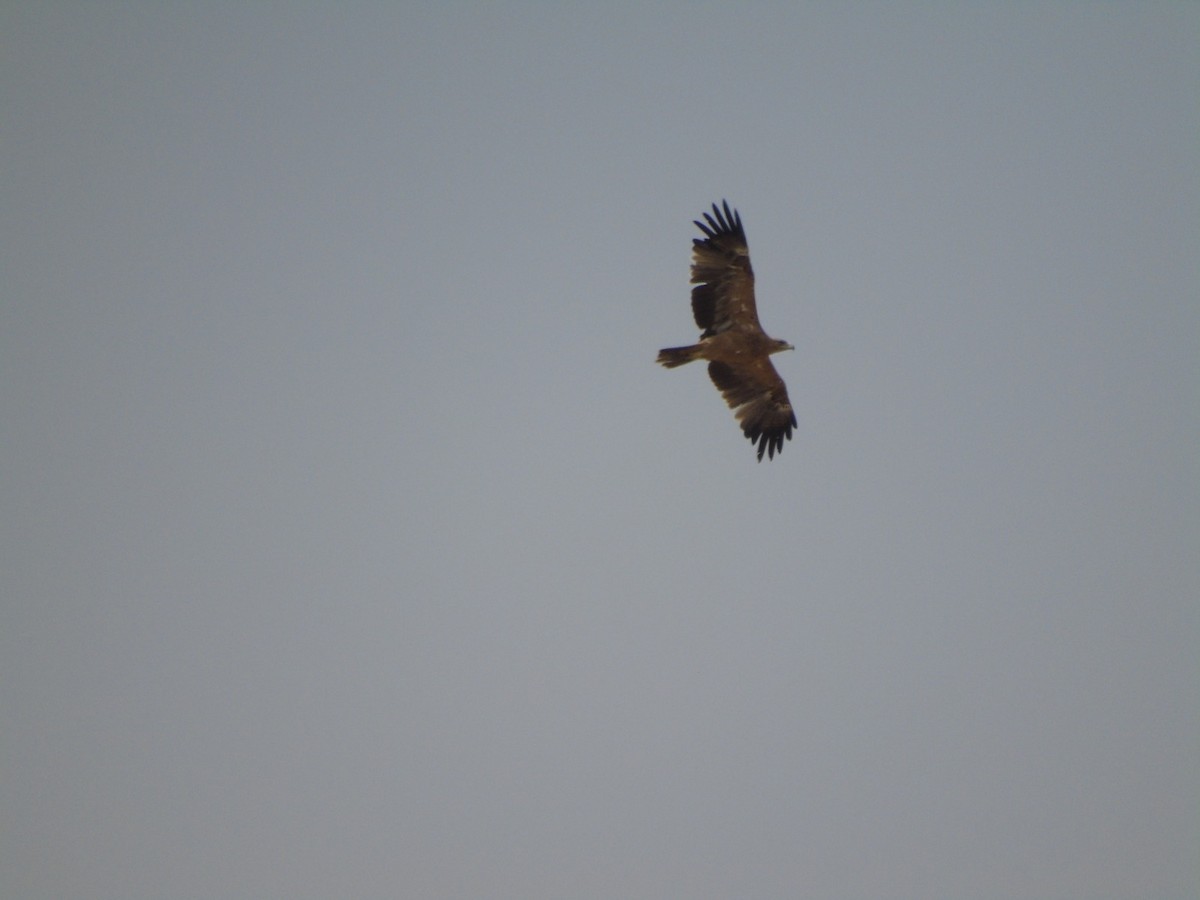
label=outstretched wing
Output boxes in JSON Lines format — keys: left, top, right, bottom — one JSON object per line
{"left": 708, "top": 358, "right": 797, "bottom": 461}
{"left": 690, "top": 201, "right": 762, "bottom": 338}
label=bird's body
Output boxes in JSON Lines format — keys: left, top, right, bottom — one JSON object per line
{"left": 657, "top": 201, "right": 796, "bottom": 461}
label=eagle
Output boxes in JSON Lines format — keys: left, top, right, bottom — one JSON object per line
{"left": 657, "top": 201, "right": 797, "bottom": 461}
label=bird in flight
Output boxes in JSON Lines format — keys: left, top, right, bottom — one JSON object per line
{"left": 657, "top": 201, "right": 796, "bottom": 461}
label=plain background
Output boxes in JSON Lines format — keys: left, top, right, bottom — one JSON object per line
{"left": 3, "top": 4, "right": 1197, "bottom": 898}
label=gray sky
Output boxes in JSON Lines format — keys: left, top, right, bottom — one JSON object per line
{"left": 2, "top": 4, "right": 1197, "bottom": 898}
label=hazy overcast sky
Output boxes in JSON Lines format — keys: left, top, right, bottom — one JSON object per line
{"left": 3, "top": 4, "right": 1197, "bottom": 898}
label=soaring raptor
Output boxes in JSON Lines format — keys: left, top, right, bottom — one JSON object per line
{"left": 657, "top": 201, "right": 796, "bottom": 461}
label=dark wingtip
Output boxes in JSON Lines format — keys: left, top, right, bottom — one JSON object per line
{"left": 696, "top": 200, "right": 743, "bottom": 241}
{"left": 712, "top": 202, "right": 728, "bottom": 232}
{"left": 721, "top": 199, "right": 739, "bottom": 230}
{"left": 746, "top": 418, "right": 795, "bottom": 462}
{"left": 756, "top": 432, "right": 780, "bottom": 462}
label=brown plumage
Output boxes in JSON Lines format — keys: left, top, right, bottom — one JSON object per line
{"left": 657, "top": 201, "right": 797, "bottom": 461}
